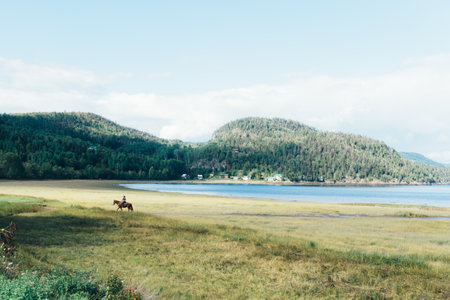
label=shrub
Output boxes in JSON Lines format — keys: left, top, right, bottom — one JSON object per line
{"left": 0, "top": 222, "right": 142, "bottom": 299}
{"left": 0, "top": 269, "right": 142, "bottom": 299}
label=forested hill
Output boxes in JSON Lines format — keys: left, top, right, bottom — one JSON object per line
{"left": 0, "top": 112, "right": 189, "bottom": 179}
{"left": 0, "top": 113, "right": 448, "bottom": 183}
{"left": 1, "top": 112, "right": 165, "bottom": 145}
{"left": 193, "top": 117, "right": 449, "bottom": 183}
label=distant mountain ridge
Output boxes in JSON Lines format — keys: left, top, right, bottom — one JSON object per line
{"left": 0, "top": 113, "right": 449, "bottom": 183}
{"left": 400, "top": 152, "right": 445, "bottom": 167}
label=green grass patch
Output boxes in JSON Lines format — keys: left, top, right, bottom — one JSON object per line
{"left": 2, "top": 205, "right": 447, "bottom": 299}
{"left": 395, "top": 211, "right": 429, "bottom": 217}
{"left": 0, "top": 194, "right": 46, "bottom": 216}
{"left": 0, "top": 268, "right": 141, "bottom": 299}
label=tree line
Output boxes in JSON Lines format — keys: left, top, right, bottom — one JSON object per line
{"left": 0, "top": 113, "right": 448, "bottom": 183}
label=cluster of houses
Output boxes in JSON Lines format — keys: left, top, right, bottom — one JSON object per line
{"left": 182, "top": 172, "right": 285, "bottom": 182}
{"left": 182, "top": 173, "right": 250, "bottom": 181}
{"left": 182, "top": 173, "right": 325, "bottom": 182}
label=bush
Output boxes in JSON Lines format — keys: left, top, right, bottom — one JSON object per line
{"left": 0, "top": 269, "right": 141, "bottom": 299}
{"left": 0, "top": 222, "right": 141, "bottom": 299}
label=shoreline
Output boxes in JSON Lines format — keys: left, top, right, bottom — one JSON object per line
{"left": 119, "top": 179, "right": 450, "bottom": 187}
{"left": 2, "top": 178, "right": 449, "bottom": 187}
{"left": 120, "top": 180, "right": 450, "bottom": 208}
{"left": 1, "top": 179, "right": 449, "bottom": 214}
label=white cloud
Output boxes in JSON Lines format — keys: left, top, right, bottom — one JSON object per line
{"left": 0, "top": 58, "right": 108, "bottom": 92}
{"left": 0, "top": 55, "right": 449, "bottom": 162}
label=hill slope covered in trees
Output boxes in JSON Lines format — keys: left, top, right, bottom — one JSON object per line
{"left": 0, "top": 113, "right": 448, "bottom": 183}
{"left": 0, "top": 112, "right": 189, "bottom": 179}
{"left": 192, "top": 117, "right": 449, "bottom": 183}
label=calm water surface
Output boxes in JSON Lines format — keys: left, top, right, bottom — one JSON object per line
{"left": 121, "top": 183, "right": 450, "bottom": 207}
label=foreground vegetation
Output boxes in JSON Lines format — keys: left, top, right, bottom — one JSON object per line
{"left": 0, "top": 197, "right": 142, "bottom": 299}
{"left": 4, "top": 200, "right": 450, "bottom": 298}
{"left": 0, "top": 270, "right": 140, "bottom": 299}
{"left": 0, "top": 181, "right": 449, "bottom": 298}
{"left": 1, "top": 180, "right": 449, "bottom": 261}
{"left": 1, "top": 113, "right": 449, "bottom": 183}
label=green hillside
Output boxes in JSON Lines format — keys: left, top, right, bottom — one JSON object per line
{"left": 0, "top": 113, "right": 449, "bottom": 183}
{"left": 192, "top": 117, "right": 450, "bottom": 183}
{"left": 0, "top": 112, "right": 188, "bottom": 179}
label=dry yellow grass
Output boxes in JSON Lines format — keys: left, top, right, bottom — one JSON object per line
{"left": 0, "top": 180, "right": 448, "bottom": 266}
{"left": 0, "top": 180, "right": 449, "bottom": 298}
{"left": 1, "top": 180, "right": 448, "bottom": 217}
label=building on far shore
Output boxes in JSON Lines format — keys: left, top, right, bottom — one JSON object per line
{"left": 219, "top": 173, "right": 229, "bottom": 179}
{"left": 267, "top": 174, "right": 283, "bottom": 181}
{"left": 198, "top": 174, "right": 203, "bottom": 180}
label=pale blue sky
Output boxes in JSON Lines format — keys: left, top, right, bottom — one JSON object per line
{"left": 1, "top": 1, "right": 450, "bottom": 162}
{"left": 2, "top": 1, "right": 450, "bottom": 93}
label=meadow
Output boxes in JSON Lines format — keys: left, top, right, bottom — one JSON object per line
{"left": 0, "top": 180, "right": 449, "bottom": 298}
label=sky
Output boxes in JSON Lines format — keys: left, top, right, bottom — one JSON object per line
{"left": 1, "top": 1, "right": 450, "bottom": 163}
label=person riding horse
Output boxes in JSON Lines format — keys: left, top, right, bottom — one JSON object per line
{"left": 120, "top": 195, "right": 127, "bottom": 208}
{"left": 113, "top": 197, "right": 133, "bottom": 211}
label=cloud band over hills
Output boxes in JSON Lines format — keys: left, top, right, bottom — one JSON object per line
{"left": 1, "top": 55, "right": 449, "bottom": 163}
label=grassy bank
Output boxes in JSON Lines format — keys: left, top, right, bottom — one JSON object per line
{"left": 0, "top": 181, "right": 449, "bottom": 298}
{"left": 0, "top": 180, "right": 448, "bottom": 261}
{"left": 2, "top": 201, "right": 448, "bottom": 298}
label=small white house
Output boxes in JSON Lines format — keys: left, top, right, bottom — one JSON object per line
{"left": 198, "top": 174, "right": 203, "bottom": 180}
{"left": 242, "top": 176, "right": 249, "bottom": 181}
{"left": 274, "top": 174, "right": 282, "bottom": 181}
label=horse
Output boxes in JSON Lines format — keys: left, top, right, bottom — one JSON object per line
{"left": 113, "top": 200, "right": 134, "bottom": 211}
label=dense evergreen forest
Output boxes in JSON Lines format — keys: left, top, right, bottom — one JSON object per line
{"left": 197, "top": 118, "right": 450, "bottom": 183}
{"left": 0, "top": 113, "right": 449, "bottom": 183}
{"left": 0, "top": 113, "right": 189, "bottom": 179}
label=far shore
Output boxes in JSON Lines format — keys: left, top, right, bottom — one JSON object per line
{"left": 1, "top": 178, "right": 449, "bottom": 187}
{"left": 118, "top": 178, "right": 448, "bottom": 187}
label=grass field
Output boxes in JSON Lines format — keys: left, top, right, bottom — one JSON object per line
{"left": 0, "top": 180, "right": 449, "bottom": 298}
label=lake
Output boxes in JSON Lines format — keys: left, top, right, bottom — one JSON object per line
{"left": 121, "top": 183, "right": 450, "bottom": 207}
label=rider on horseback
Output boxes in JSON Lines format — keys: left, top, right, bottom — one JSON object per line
{"left": 121, "top": 195, "right": 127, "bottom": 207}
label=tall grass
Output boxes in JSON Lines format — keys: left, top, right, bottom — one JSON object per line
{"left": 2, "top": 205, "right": 447, "bottom": 299}
{"left": 0, "top": 195, "right": 44, "bottom": 216}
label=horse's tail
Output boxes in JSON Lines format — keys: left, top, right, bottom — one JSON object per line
{"left": 129, "top": 204, "right": 133, "bottom": 211}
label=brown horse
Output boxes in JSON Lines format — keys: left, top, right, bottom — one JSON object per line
{"left": 113, "top": 200, "right": 134, "bottom": 211}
